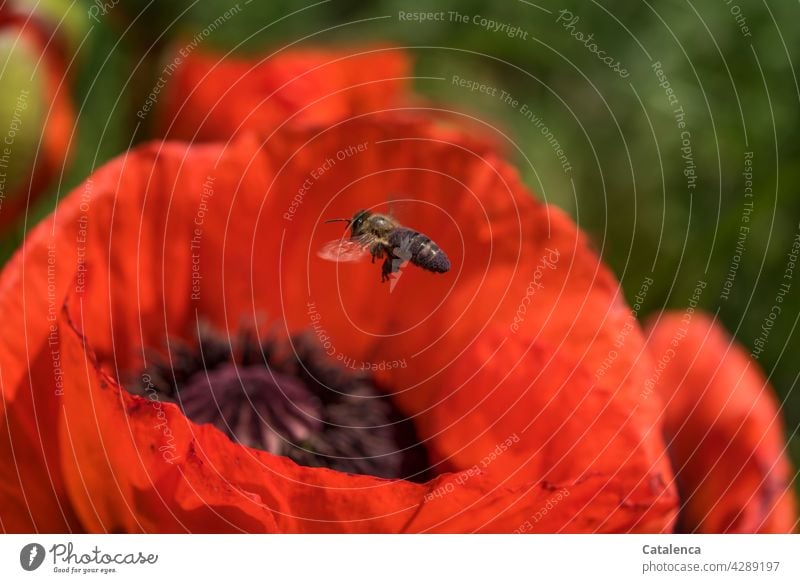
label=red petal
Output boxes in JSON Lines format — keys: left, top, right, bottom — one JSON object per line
{"left": 0, "top": 154, "right": 82, "bottom": 532}
{"left": 159, "top": 46, "right": 410, "bottom": 142}
{"left": 58, "top": 309, "right": 673, "bottom": 533}
{"left": 645, "top": 312, "right": 797, "bottom": 533}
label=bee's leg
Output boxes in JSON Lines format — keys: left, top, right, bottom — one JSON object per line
{"left": 381, "top": 254, "right": 405, "bottom": 283}
{"left": 371, "top": 246, "right": 384, "bottom": 264}
{"left": 381, "top": 257, "right": 392, "bottom": 282}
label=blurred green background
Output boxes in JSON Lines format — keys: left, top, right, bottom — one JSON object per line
{"left": 4, "top": 0, "right": 800, "bottom": 490}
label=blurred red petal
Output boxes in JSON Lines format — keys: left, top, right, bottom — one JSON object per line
{"left": 405, "top": 325, "right": 677, "bottom": 532}
{"left": 646, "top": 312, "right": 797, "bottom": 533}
{"left": 159, "top": 46, "right": 411, "bottom": 141}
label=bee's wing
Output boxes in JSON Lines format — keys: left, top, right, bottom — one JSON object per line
{"left": 317, "top": 236, "right": 373, "bottom": 263}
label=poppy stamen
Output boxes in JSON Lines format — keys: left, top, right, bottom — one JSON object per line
{"left": 132, "top": 328, "right": 431, "bottom": 481}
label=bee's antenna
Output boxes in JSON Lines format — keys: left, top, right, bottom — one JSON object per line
{"left": 324, "top": 217, "right": 352, "bottom": 233}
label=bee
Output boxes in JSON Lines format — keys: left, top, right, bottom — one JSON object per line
{"left": 318, "top": 209, "right": 451, "bottom": 282}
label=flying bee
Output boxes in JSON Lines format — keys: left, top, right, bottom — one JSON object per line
{"left": 318, "top": 209, "right": 451, "bottom": 282}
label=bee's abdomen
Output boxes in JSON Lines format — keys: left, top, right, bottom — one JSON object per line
{"left": 388, "top": 228, "right": 451, "bottom": 274}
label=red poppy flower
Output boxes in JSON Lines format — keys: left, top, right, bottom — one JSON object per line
{"left": 0, "top": 108, "right": 683, "bottom": 532}
{"left": 645, "top": 312, "right": 797, "bottom": 533}
{"left": 158, "top": 45, "right": 412, "bottom": 142}
{"left": 0, "top": 4, "right": 74, "bottom": 229}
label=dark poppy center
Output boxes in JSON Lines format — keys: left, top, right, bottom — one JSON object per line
{"left": 132, "top": 329, "right": 431, "bottom": 482}
{"left": 179, "top": 365, "right": 324, "bottom": 452}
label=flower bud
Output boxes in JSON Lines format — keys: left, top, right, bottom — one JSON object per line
{"left": 0, "top": 2, "right": 77, "bottom": 228}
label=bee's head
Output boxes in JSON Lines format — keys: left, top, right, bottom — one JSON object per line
{"left": 325, "top": 209, "right": 372, "bottom": 235}
{"left": 350, "top": 210, "right": 371, "bottom": 234}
